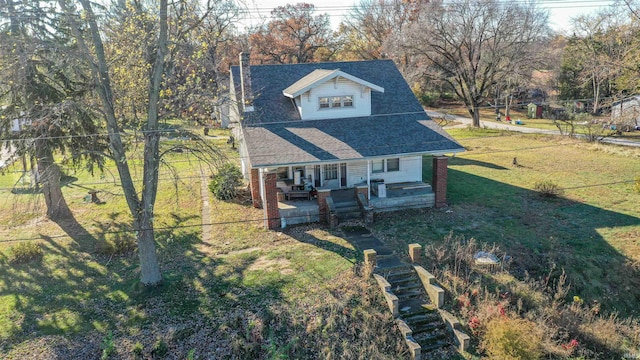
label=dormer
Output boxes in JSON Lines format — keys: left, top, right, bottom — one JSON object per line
{"left": 283, "top": 69, "right": 384, "bottom": 120}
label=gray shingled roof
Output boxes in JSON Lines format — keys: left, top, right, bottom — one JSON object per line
{"left": 243, "top": 113, "right": 464, "bottom": 167}
{"left": 231, "top": 59, "right": 464, "bottom": 167}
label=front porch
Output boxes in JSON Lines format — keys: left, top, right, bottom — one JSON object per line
{"left": 369, "top": 182, "right": 435, "bottom": 212}
{"left": 256, "top": 156, "right": 450, "bottom": 229}
{"left": 277, "top": 181, "right": 436, "bottom": 226}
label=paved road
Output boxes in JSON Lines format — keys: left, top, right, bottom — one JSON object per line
{"left": 426, "top": 110, "right": 640, "bottom": 148}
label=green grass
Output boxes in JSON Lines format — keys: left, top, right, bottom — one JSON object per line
{"left": 2, "top": 124, "right": 639, "bottom": 357}
{"left": 0, "top": 129, "right": 405, "bottom": 359}
{"left": 432, "top": 105, "right": 640, "bottom": 142}
{"left": 374, "top": 129, "right": 640, "bottom": 317}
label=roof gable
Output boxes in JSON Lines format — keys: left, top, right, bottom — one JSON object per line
{"left": 231, "top": 60, "right": 424, "bottom": 124}
{"left": 282, "top": 69, "right": 384, "bottom": 98}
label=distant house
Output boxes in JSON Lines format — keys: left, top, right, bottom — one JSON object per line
{"left": 611, "top": 96, "right": 640, "bottom": 129}
{"left": 228, "top": 54, "right": 464, "bottom": 229}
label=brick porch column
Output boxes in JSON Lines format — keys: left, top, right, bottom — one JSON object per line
{"left": 432, "top": 156, "right": 449, "bottom": 208}
{"left": 317, "top": 189, "right": 331, "bottom": 224}
{"left": 250, "top": 168, "right": 261, "bottom": 208}
{"left": 355, "top": 184, "right": 369, "bottom": 202}
{"left": 263, "top": 171, "right": 280, "bottom": 229}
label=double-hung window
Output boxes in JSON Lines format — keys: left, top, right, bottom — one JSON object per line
{"left": 371, "top": 158, "right": 400, "bottom": 173}
{"left": 318, "top": 95, "right": 354, "bottom": 110}
{"left": 324, "top": 164, "right": 338, "bottom": 180}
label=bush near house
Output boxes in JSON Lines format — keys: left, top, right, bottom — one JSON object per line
{"left": 209, "top": 163, "right": 243, "bottom": 200}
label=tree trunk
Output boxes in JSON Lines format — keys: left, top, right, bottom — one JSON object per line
{"left": 62, "top": 0, "right": 163, "bottom": 286}
{"left": 137, "top": 210, "right": 162, "bottom": 286}
{"left": 472, "top": 106, "right": 481, "bottom": 127}
{"left": 36, "top": 146, "right": 72, "bottom": 220}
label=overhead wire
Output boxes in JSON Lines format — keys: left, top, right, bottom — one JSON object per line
{"left": 1, "top": 173, "right": 636, "bottom": 244}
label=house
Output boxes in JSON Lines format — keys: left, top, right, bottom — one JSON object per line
{"left": 229, "top": 54, "right": 464, "bottom": 229}
{"left": 611, "top": 96, "right": 640, "bottom": 130}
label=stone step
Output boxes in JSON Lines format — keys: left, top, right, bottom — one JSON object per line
{"left": 396, "top": 290, "right": 428, "bottom": 301}
{"left": 381, "top": 267, "right": 415, "bottom": 281}
{"left": 387, "top": 275, "right": 420, "bottom": 287}
{"left": 400, "top": 307, "right": 438, "bottom": 322}
{"left": 334, "top": 201, "right": 358, "bottom": 209}
{"left": 337, "top": 211, "right": 362, "bottom": 220}
{"left": 392, "top": 283, "right": 424, "bottom": 296}
{"left": 418, "top": 339, "right": 451, "bottom": 353}
{"left": 403, "top": 313, "right": 442, "bottom": 328}
{"left": 412, "top": 327, "right": 449, "bottom": 344}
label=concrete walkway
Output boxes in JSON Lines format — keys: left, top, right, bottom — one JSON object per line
{"left": 200, "top": 169, "right": 212, "bottom": 243}
{"left": 341, "top": 226, "right": 404, "bottom": 270}
{"left": 426, "top": 109, "right": 640, "bottom": 148}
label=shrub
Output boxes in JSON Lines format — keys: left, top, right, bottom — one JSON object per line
{"left": 10, "top": 242, "right": 43, "bottom": 264}
{"left": 534, "top": 180, "right": 564, "bottom": 198}
{"left": 132, "top": 341, "right": 143, "bottom": 357}
{"left": 100, "top": 332, "right": 115, "bottom": 360}
{"left": 209, "top": 163, "right": 243, "bottom": 201}
{"left": 482, "top": 317, "right": 543, "bottom": 360}
{"left": 152, "top": 337, "right": 168, "bottom": 357}
{"left": 95, "top": 233, "right": 137, "bottom": 255}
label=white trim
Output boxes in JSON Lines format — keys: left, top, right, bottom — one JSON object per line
{"left": 249, "top": 149, "right": 462, "bottom": 169}
{"left": 283, "top": 69, "right": 384, "bottom": 98}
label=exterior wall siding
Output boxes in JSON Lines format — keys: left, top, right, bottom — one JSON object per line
{"left": 345, "top": 156, "right": 423, "bottom": 186}
{"left": 299, "top": 78, "right": 371, "bottom": 120}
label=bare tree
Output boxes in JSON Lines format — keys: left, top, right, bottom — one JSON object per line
{"left": 59, "top": 0, "right": 227, "bottom": 286}
{"left": 336, "top": 0, "right": 418, "bottom": 61}
{"left": 249, "top": 3, "right": 334, "bottom": 64}
{"left": 399, "top": 0, "right": 549, "bottom": 127}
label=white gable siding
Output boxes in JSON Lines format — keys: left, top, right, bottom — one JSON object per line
{"left": 299, "top": 78, "right": 371, "bottom": 120}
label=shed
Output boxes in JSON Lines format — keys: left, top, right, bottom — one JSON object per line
{"left": 527, "top": 103, "right": 543, "bottom": 119}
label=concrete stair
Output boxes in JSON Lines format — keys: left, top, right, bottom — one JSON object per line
{"left": 331, "top": 190, "right": 362, "bottom": 221}
{"left": 334, "top": 200, "right": 362, "bottom": 220}
{"left": 380, "top": 266, "right": 455, "bottom": 359}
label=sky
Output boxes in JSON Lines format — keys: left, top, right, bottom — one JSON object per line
{"left": 239, "top": 0, "right": 620, "bottom": 33}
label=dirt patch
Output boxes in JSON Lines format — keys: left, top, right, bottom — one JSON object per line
{"left": 248, "top": 256, "right": 292, "bottom": 275}
{"left": 216, "top": 247, "right": 261, "bottom": 257}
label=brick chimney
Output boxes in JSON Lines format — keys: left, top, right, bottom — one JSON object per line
{"left": 239, "top": 52, "right": 254, "bottom": 112}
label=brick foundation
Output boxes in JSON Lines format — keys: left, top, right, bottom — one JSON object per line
{"left": 250, "top": 168, "right": 261, "bottom": 208}
{"left": 355, "top": 185, "right": 368, "bottom": 201}
{"left": 263, "top": 171, "right": 280, "bottom": 229}
{"left": 432, "top": 156, "right": 449, "bottom": 208}
{"left": 317, "top": 189, "right": 330, "bottom": 224}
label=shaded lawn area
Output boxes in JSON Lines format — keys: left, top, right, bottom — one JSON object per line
{"left": 0, "top": 133, "right": 406, "bottom": 359}
{"left": 374, "top": 129, "right": 640, "bottom": 317}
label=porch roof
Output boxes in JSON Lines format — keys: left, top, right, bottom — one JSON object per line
{"left": 243, "top": 112, "right": 464, "bottom": 168}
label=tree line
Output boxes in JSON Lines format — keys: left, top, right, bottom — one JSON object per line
{"left": 1, "top": 0, "right": 640, "bottom": 286}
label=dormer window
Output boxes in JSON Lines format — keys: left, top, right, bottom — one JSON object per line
{"left": 319, "top": 95, "right": 354, "bottom": 110}
{"left": 283, "top": 69, "right": 383, "bottom": 119}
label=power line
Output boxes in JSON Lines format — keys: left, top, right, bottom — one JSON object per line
{"left": 1, "top": 174, "right": 635, "bottom": 244}
{"left": 2, "top": 128, "right": 636, "bottom": 191}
